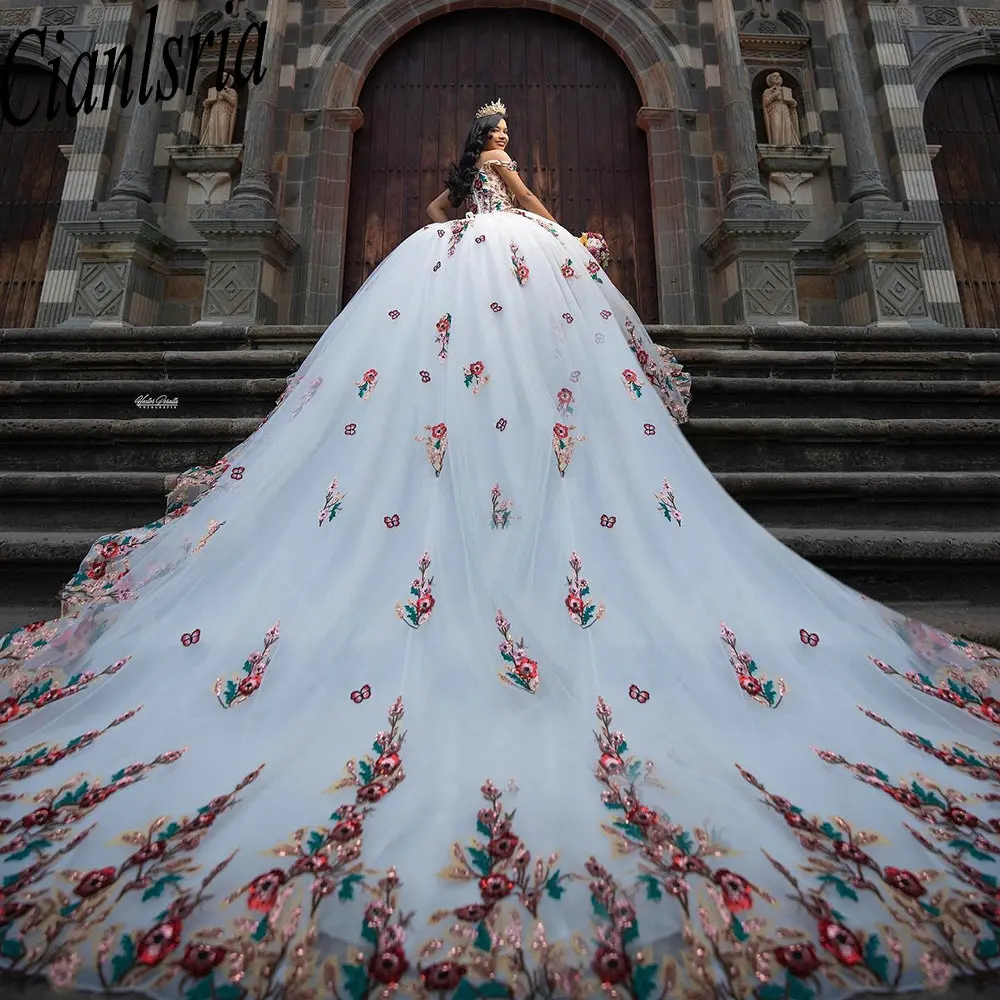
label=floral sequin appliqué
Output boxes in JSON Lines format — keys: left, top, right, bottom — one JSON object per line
{"left": 395, "top": 553, "right": 435, "bottom": 629}
{"left": 214, "top": 621, "right": 280, "bottom": 709}
{"left": 565, "top": 552, "right": 604, "bottom": 629}
{"left": 356, "top": 368, "right": 378, "bottom": 400}
{"left": 463, "top": 359, "right": 489, "bottom": 394}
{"left": 490, "top": 484, "right": 513, "bottom": 529}
{"left": 318, "top": 479, "right": 345, "bottom": 524}
{"left": 510, "top": 242, "right": 529, "bottom": 285}
{"left": 552, "top": 423, "right": 584, "bottom": 477}
{"left": 720, "top": 622, "right": 786, "bottom": 708}
{"left": 416, "top": 423, "right": 448, "bottom": 477}
{"left": 655, "top": 478, "right": 683, "bottom": 526}
{"left": 495, "top": 610, "right": 539, "bottom": 693}
{"left": 435, "top": 313, "right": 452, "bottom": 362}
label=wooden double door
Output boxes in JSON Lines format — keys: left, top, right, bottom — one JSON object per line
{"left": 343, "top": 8, "right": 659, "bottom": 323}
{"left": 0, "top": 65, "right": 74, "bottom": 328}
{"left": 925, "top": 65, "right": 1000, "bottom": 328}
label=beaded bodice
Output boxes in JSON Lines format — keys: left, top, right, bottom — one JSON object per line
{"left": 465, "top": 159, "right": 519, "bottom": 215}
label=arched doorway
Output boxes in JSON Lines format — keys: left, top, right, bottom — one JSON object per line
{"left": 342, "top": 8, "right": 659, "bottom": 322}
{"left": 924, "top": 63, "right": 1000, "bottom": 328}
{"left": 0, "top": 65, "right": 75, "bottom": 327}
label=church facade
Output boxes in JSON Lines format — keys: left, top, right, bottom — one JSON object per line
{"left": 0, "top": 0, "right": 998, "bottom": 331}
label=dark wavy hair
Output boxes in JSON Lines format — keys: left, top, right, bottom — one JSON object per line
{"left": 444, "top": 112, "right": 505, "bottom": 208}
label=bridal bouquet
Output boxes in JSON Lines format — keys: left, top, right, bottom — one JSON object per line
{"left": 579, "top": 231, "right": 611, "bottom": 271}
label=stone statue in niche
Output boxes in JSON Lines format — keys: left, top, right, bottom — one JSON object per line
{"left": 762, "top": 71, "right": 801, "bottom": 146}
{"left": 199, "top": 75, "right": 238, "bottom": 147}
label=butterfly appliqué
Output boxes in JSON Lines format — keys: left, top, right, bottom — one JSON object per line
{"left": 384, "top": 514, "right": 400, "bottom": 528}
{"left": 643, "top": 424, "right": 656, "bottom": 436}
{"left": 496, "top": 418, "right": 508, "bottom": 431}
{"left": 419, "top": 370, "right": 431, "bottom": 382}
{"left": 230, "top": 467, "right": 245, "bottom": 480}
{"left": 490, "top": 302, "right": 503, "bottom": 312}
{"left": 629, "top": 684, "right": 650, "bottom": 703}
{"left": 799, "top": 629, "right": 820, "bottom": 646}
{"left": 600, "top": 514, "right": 616, "bottom": 528}
{"left": 388, "top": 309, "right": 400, "bottom": 319}
{"left": 350, "top": 684, "right": 372, "bottom": 703}
{"left": 181, "top": 629, "right": 201, "bottom": 646}
{"left": 344, "top": 424, "right": 357, "bottom": 435}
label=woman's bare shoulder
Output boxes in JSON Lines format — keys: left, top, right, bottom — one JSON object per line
{"left": 477, "top": 150, "right": 514, "bottom": 166}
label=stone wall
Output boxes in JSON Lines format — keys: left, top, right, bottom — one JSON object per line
{"left": 0, "top": 0, "right": 996, "bottom": 327}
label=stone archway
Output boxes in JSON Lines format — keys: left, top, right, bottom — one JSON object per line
{"left": 924, "top": 61, "right": 1000, "bottom": 327}
{"left": 0, "top": 62, "right": 76, "bottom": 327}
{"left": 299, "top": 0, "right": 697, "bottom": 325}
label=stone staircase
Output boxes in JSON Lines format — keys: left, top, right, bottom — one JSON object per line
{"left": 1, "top": 324, "right": 1000, "bottom": 644}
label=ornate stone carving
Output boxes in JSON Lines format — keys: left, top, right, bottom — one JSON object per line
{"left": 200, "top": 77, "right": 239, "bottom": 147}
{"left": 740, "top": 259, "right": 797, "bottom": 317}
{"left": 872, "top": 261, "right": 928, "bottom": 318}
{"left": 41, "top": 7, "right": 76, "bottom": 26}
{"left": 921, "top": 6, "right": 960, "bottom": 27}
{"left": 72, "top": 262, "right": 128, "bottom": 319}
{"left": 762, "top": 71, "right": 801, "bottom": 145}
{"left": 86, "top": 6, "right": 103, "bottom": 25}
{"left": 968, "top": 8, "right": 1000, "bottom": 27}
{"left": 0, "top": 9, "right": 32, "bottom": 26}
{"left": 204, "top": 260, "right": 259, "bottom": 318}
{"left": 896, "top": 4, "right": 914, "bottom": 25}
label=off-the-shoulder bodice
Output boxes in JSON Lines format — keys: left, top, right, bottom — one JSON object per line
{"left": 465, "top": 159, "right": 519, "bottom": 215}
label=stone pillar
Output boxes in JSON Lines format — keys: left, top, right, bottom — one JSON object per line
{"left": 637, "top": 108, "right": 701, "bottom": 324}
{"left": 61, "top": 0, "right": 179, "bottom": 327}
{"left": 820, "top": 0, "right": 936, "bottom": 325}
{"left": 191, "top": 0, "right": 297, "bottom": 325}
{"left": 821, "top": 0, "right": 891, "bottom": 202}
{"left": 701, "top": 0, "right": 808, "bottom": 324}
{"left": 856, "top": 0, "right": 963, "bottom": 326}
{"left": 37, "top": 0, "right": 139, "bottom": 326}
{"left": 301, "top": 107, "right": 363, "bottom": 325}
{"left": 712, "top": 0, "right": 770, "bottom": 209}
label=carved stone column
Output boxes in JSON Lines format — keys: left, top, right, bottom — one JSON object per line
{"left": 713, "top": 0, "right": 770, "bottom": 210}
{"left": 61, "top": 0, "right": 179, "bottom": 327}
{"left": 855, "top": 0, "right": 963, "bottom": 325}
{"left": 192, "top": 0, "right": 297, "bottom": 324}
{"left": 701, "top": 0, "right": 808, "bottom": 323}
{"left": 37, "top": 0, "right": 138, "bottom": 326}
{"left": 820, "top": 0, "right": 936, "bottom": 325}
{"left": 821, "top": 0, "right": 891, "bottom": 203}
{"left": 636, "top": 108, "right": 701, "bottom": 324}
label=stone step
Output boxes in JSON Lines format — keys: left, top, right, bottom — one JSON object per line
{"left": 691, "top": 377, "right": 1000, "bottom": 419}
{"left": 0, "top": 471, "right": 174, "bottom": 530}
{"left": 649, "top": 324, "right": 1000, "bottom": 353}
{"left": 3, "top": 527, "right": 998, "bottom": 608}
{"left": 0, "top": 378, "right": 286, "bottom": 418}
{"left": 672, "top": 348, "right": 1000, "bottom": 380}
{"left": 719, "top": 471, "right": 1000, "bottom": 529}
{"left": 5, "top": 376, "right": 1000, "bottom": 422}
{"left": 4, "top": 324, "right": 999, "bottom": 355}
{"left": 0, "top": 325, "right": 325, "bottom": 352}
{"left": 0, "top": 417, "right": 259, "bottom": 471}
{"left": 3, "top": 470, "right": 997, "bottom": 533}
{"left": 3, "top": 417, "right": 999, "bottom": 473}
{"left": 0, "top": 349, "right": 309, "bottom": 380}
{"left": 684, "top": 417, "right": 1000, "bottom": 472}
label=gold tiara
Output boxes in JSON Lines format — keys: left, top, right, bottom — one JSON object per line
{"left": 475, "top": 99, "right": 506, "bottom": 119}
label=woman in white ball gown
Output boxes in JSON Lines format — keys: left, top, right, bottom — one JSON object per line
{"left": 1, "top": 99, "right": 999, "bottom": 1000}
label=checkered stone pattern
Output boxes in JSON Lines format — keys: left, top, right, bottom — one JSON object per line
{"left": 861, "top": 1, "right": 964, "bottom": 326}
{"left": 36, "top": 0, "right": 137, "bottom": 326}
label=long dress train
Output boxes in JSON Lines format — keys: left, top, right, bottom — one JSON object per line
{"left": 1, "top": 160, "right": 999, "bottom": 1000}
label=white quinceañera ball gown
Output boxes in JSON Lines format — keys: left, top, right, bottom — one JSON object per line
{"left": 1, "top": 160, "right": 999, "bottom": 1000}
